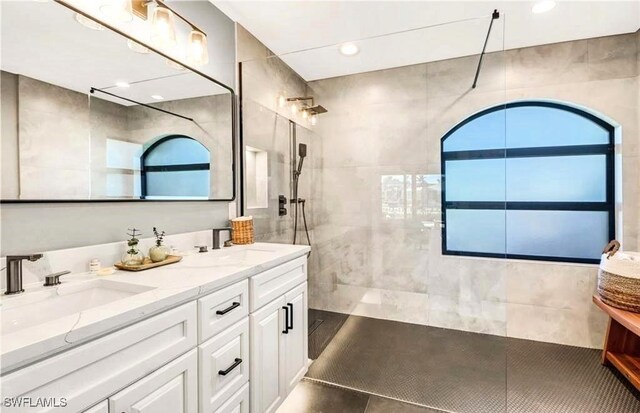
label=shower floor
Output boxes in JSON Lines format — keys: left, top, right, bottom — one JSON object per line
{"left": 305, "top": 311, "right": 640, "bottom": 413}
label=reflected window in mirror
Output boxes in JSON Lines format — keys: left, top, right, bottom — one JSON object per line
{"left": 141, "top": 135, "right": 210, "bottom": 200}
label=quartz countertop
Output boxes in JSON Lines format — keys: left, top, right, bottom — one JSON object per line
{"left": 0, "top": 243, "right": 310, "bottom": 374}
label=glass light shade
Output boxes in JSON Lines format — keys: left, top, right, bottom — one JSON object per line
{"left": 75, "top": 13, "right": 105, "bottom": 30}
{"left": 302, "top": 110, "right": 309, "bottom": 119}
{"left": 127, "top": 39, "right": 150, "bottom": 54}
{"left": 277, "top": 95, "right": 287, "bottom": 108}
{"left": 187, "top": 30, "right": 209, "bottom": 67}
{"left": 151, "top": 6, "right": 177, "bottom": 50}
{"left": 99, "top": 0, "right": 133, "bottom": 23}
{"left": 310, "top": 115, "right": 318, "bottom": 126}
{"left": 290, "top": 103, "right": 299, "bottom": 115}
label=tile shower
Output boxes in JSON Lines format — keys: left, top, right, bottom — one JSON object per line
{"left": 242, "top": 22, "right": 639, "bottom": 349}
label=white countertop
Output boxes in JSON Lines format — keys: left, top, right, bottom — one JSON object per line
{"left": 0, "top": 243, "right": 310, "bottom": 374}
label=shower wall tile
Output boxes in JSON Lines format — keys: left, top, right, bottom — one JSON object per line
{"left": 505, "top": 39, "right": 589, "bottom": 89}
{"left": 506, "top": 302, "right": 607, "bottom": 348}
{"left": 302, "top": 33, "right": 638, "bottom": 349}
{"left": 587, "top": 33, "right": 639, "bottom": 81}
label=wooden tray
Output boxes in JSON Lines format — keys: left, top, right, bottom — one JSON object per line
{"left": 115, "top": 255, "right": 183, "bottom": 272}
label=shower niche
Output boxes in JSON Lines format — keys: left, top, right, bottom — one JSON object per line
{"left": 245, "top": 146, "right": 269, "bottom": 209}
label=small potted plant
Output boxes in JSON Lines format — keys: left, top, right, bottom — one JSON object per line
{"left": 122, "top": 228, "right": 144, "bottom": 266}
{"left": 149, "top": 227, "right": 169, "bottom": 262}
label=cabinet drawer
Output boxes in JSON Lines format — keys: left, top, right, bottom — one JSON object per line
{"left": 1, "top": 302, "right": 197, "bottom": 413}
{"left": 199, "top": 279, "right": 249, "bottom": 343}
{"left": 110, "top": 349, "right": 198, "bottom": 413}
{"left": 199, "top": 318, "right": 250, "bottom": 413}
{"left": 214, "top": 383, "right": 249, "bottom": 413}
{"left": 250, "top": 257, "right": 307, "bottom": 312}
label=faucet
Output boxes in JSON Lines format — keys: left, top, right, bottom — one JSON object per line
{"left": 5, "top": 254, "right": 43, "bottom": 295}
{"left": 212, "top": 228, "right": 233, "bottom": 250}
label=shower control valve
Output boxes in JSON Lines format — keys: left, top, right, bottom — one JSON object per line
{"left": 279, "top": 195, "right": 288, "bottom": 217}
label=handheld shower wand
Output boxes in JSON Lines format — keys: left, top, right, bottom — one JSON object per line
{"left": 292, "top": 143, "right": 311, "bottom": 251}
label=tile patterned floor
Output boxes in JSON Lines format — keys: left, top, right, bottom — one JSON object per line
{"left": 305, "top": 311, "right": 640, "bottom": 413}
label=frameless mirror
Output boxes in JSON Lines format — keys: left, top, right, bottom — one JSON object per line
{"left": 0, "top": 1, "right": 234, "bottom": 201}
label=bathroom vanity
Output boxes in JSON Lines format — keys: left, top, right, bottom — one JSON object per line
{"left": 0, "top": 242, "right": 310, "bottom": 413}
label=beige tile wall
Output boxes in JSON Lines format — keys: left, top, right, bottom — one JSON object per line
{"left": 307, "top": 32, "right": 639, "bottom": 348}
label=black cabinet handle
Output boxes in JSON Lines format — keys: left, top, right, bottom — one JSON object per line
{"left": 287, "top": 303, "right": 294, "bottom": 330}
{"left": 218, "top": 358, "right": 242, "bottom": 376}
{"left": 216, "top": 302, "right": 240, "bottom": 315}
{"left": 282, "top": 306, "right": 289, "bottom": 334}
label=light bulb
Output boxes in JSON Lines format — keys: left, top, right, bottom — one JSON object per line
{"left": 100, "top": 0, "right": 133, "bottom": 23}
{"left": 127, "top": 39, "right": 150, "bottom": 54}
{"left": 278, "top": 95, "right": 287, "bottom": 108}
{"left": 75, "top": 13, "right": 105, "bottom": 30}
{"left": 150, "top": 5, "right": 176, "bottom": 50}
{"left": 339, "top": 42, "right": 359, "bottom": 56}
{"left": 532, "top": 0, "right": 556, "bottom": 14}
{"left": 310, "top": 115, "right": 318, "bottom": 126}
{"left": 187, "top": 30, "right": 209, "bottom": 67}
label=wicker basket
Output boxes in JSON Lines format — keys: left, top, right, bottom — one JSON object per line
{"left": 597, "top": 241, "right": 640, "bottom": 312}
{"left": 231, "top": 216, "right": 254, "bottom": 245}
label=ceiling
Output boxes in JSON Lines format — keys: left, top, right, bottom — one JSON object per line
{"left": 213, "top": 0, "right": 640, "bottom": 81}
{"left": 1, "top": 1, "right": 228, "bottom": 106}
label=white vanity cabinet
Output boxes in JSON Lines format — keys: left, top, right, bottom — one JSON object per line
{"left": 249, "top": 257, "right": 308, "bottom": 413}
{"left": 1, "top": 251, "right": 309, "bottom": 413}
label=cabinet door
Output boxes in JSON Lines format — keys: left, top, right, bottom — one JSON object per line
{"left": 283, "top": 282, "right": 308, "bottom": 394}
{"left": 109, "top": 349, "right": 197, "bottom": 413}
{"left": 83, "top": 401, "right": 108, "bottom": 413}
{"left": 250, "top": 296, "right": 287, "bottom": 413}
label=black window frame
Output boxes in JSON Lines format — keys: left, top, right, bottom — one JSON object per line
{"left": 440, "top": 101, "right": 615, "bottom": 264}
{"left": 140, "top": 135, "right": 211, "bottom": 199}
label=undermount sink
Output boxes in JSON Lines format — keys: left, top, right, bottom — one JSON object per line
{"left": 1, "top": 279, "right": 155, "bottom": 335}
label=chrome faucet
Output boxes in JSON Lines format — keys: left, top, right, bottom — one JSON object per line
{"left": 5, "top": 254, "right": 43, "bottom": 295}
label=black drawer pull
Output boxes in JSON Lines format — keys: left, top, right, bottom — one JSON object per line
{"left": 282, "top": 306, "right": 289, "bottom": 334}
{"left": 218, "top": 358, "right": 242, "bottom": 376}
{"left": 216, "top": 302, "right": 240, "bottom": 315}
{"left": 287, "top": 303, "right": 294, "bottom": 330}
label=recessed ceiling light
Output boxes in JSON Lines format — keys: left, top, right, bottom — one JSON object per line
{"left": 151, "top": 95, "right": 164, "bottom": 100}
{"left": 339, "top": 43, "right": 359, "bottom": 56}
{"left": 115, "top": 81, "right": 130, "bottom": 88}
{"left": 532, "top": 0, "right": 556, "bottom": 14}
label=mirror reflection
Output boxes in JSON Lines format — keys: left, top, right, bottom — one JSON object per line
{"left": 0, "top": 1, "right": 234, "bottom": 201}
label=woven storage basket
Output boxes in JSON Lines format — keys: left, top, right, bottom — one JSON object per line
{"left": 231, "top": 216, "right": 254, "bottom": 245}
{"left": 597, "top": 241, "right": 640, "bottom": 312}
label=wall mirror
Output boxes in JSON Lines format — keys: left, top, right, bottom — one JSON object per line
{"left": 0, "top": 1, "right": 235, "bottom": 201}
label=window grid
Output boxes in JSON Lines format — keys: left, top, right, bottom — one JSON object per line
{"left": 440, "top": 101, "right": 615, "bottom": 264}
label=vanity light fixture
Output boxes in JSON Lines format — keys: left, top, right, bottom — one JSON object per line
{"left": 150, "top": 3, "right": 176, "bottom": 49}
{"left": 151, "top": 95, "right": 164, "bottom": 100}
{"left": 532, "top": 0, "right": 556, "bottom": 14}
{"left": 339, "top": 42, "right": 359, "bottom": 56}
{"left": 99, "top": 0, "right": 134, "bottom": 23}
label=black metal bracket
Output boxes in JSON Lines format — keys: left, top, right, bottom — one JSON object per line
{"left": 472, "top": 9, "right": 500, "bottom": 89}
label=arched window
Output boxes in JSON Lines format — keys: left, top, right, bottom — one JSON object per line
{"left": 141, "top": 135, "right": 210, "bottom": 199}
{"left": 441, "top": 101, "right": 614, "bottom": 263}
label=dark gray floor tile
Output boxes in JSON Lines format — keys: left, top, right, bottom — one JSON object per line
{"left": 277, "top": 380, "right": 369, "bottom": 413}
{"left": 365, "top": 396, "right": 446, "bottom": 413}
{"left": 306, "top": 313, "right": 640, "bottom": 413}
